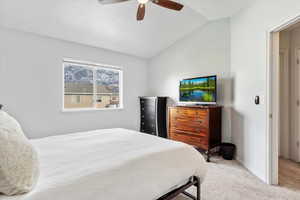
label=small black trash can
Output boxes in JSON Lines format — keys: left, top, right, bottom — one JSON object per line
{"left": 220, "top": 143, "right": 236, "bottom": 160}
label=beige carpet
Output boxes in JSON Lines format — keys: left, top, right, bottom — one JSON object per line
{"left": 174, "top": 157, "right": 300, "bottom": 200}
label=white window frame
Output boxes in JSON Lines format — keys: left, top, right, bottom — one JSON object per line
{"left": 62, "top": 59, "right": 123, "bottom": 112}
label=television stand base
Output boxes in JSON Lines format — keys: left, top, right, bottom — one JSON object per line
{"left": 177, "top": 104, "right": 220, "bottom": 108}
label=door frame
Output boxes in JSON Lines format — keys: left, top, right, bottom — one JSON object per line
{"left": 267, "top": 14, "right": 300, "bottom": 185}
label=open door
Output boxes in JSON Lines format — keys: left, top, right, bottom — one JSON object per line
{"left": 289, "top": 47, "right": 300, "bottom": 163}
{"left": 269, "top": 31, "right": 280, "bottom": 185}
{"left": 279, "top": 48, "right": 290, "bottom": 159}
{"left": 297, "top": 48, "right": 300, "bottom": 162}
{"left": 292, "top": 48, "right": 300, "bottom": 162}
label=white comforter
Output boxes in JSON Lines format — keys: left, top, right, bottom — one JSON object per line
{"left": 1, "top": 128, "right": 206, "bottom": 200}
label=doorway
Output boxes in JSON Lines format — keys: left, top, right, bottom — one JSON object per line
{"left": 269, "top": 17, "right": 300, "bottom": 189}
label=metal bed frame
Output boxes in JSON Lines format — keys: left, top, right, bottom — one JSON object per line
{"left": 158, "top": 176, "right": 201, "bottom": 200}
{"left": 0, "top": 104, "right": 201, "bottom": 200}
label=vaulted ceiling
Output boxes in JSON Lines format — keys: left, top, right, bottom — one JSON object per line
{"left": 0, "top": 0, "right": 253, "bottom": 58}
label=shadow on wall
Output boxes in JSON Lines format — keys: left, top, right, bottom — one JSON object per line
{"left": 231, "top": 109, "right": 245, "bottom": 161}
{"left": 167, "top": 98, "right": 177, "bottom": 107}
{"left": 230, "top": 73, "right": 245, "bottom": 161}
{"left": 218, "top": 76, "right": 233, "bottom": 142}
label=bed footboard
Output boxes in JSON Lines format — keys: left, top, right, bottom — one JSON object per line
{"left": 157, "top": 176, "right": 201, "bottom": 200}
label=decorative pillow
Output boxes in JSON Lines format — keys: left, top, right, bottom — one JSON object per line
{"left": 0, "top": 111, "right": 39, "bottom": 196}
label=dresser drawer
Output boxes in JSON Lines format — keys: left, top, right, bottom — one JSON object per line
{"left": 141, "top": 105, "right": 156, "bottom": 117}
{"left": 169, "top": 132, "right": 208, "bottom": 149}
{"left": 141, "top": 120, "right": 156, "bottom": 130}
{"left": 169, "top": 125, "right": 208, "bottom": 137}
{"left": 141, "top": 111, "right": 156, "bottom": 122}
{"left": 140, "top": 98, "right": 156, "bottom": 106}
{"left": 170, "top": 116, "right": 207, "bottom": 127}
{"left": 170, "top": 108, "right": 207, "bottom": 121}
{"left": 175, "top": 108, "right": 207, "bottom": 116}
{"left": 141, "top": 127, "right": 156, "bottom": 135}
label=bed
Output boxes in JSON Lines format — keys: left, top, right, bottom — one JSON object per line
{"left": 0, "top": 128, "right": 206, "bottom": 200}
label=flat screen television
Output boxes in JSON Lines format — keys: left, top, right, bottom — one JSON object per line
{"left": 179, "top": 75, "right": 217, "bottom": 104}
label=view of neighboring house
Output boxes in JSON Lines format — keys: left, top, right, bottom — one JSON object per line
{"left": 64, "top": 64, "right": 120, "bottom": 109}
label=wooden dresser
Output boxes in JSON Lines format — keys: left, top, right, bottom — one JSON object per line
{"left": 168, "top": 106, "right": 222, "bottom": 161}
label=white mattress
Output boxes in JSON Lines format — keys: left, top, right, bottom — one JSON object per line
{"left": 1, "top": 128, "right": 207, "bottom": 200}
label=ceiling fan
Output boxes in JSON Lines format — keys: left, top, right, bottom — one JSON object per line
{"left": 98, "top": 0, "right": 184, "bottom": 21}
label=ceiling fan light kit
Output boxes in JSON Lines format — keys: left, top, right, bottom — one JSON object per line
{"left": 137, "top": 0, "right": 149, "bottom": 4}
{"left": 98, "top": 0, "right": 184, "bottom": 21}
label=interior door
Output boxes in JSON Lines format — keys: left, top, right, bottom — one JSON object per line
{"left": 279, "top": 49, "right": 290, "bottom": 159}
{"left": 270, "top": 31, "right": 280, "bottom": 185}
{"left": 290, "top": 48, "right": 300, "bottom": 162}
{"left": 296, "top": 48, "right": 300, "bottom": 162}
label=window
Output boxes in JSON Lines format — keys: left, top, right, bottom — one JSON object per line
{"left": 63, "top": 60, "right": 123, "bottom": 111}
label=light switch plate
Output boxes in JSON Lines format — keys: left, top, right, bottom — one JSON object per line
{"left": 255, "top": 96, "right": 260, "bottom": 105}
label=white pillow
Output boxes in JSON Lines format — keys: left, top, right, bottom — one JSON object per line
{"left": 0, "top": 111, "right": 39, "bottom": 196}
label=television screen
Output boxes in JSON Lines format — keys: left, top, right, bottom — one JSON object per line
{"left": 179, "top": 75, "right": 217, "bottom": 103}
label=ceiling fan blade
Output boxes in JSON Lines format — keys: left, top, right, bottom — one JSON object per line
{"left": 151, "top": 0, "right": 183, "bottom": 11}
{"left": 98, "top": 0, "right": 131, "bottom": 4}
{"left": 137, "top": 4, "right": 146, "bottom": 21}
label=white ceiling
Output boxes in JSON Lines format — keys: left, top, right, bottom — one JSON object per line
{"left": 0, "top": 0, "right": 253, "bottom": 58}
{"left": 184, "top": 0, "right": 253, "bottom": 20}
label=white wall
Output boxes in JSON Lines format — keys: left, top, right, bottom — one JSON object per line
{"left": 0, "top": 28, "right": 148, "bottom": 139}
{"left": 148, "top": 19, "right": 232, "bottom": 142}
{"left": 231, "top": 0, "right": 300, "bottom": 182}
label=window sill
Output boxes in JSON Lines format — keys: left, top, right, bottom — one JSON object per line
{"left": 62, "top": 107, "right": 124, "bottom": 113}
